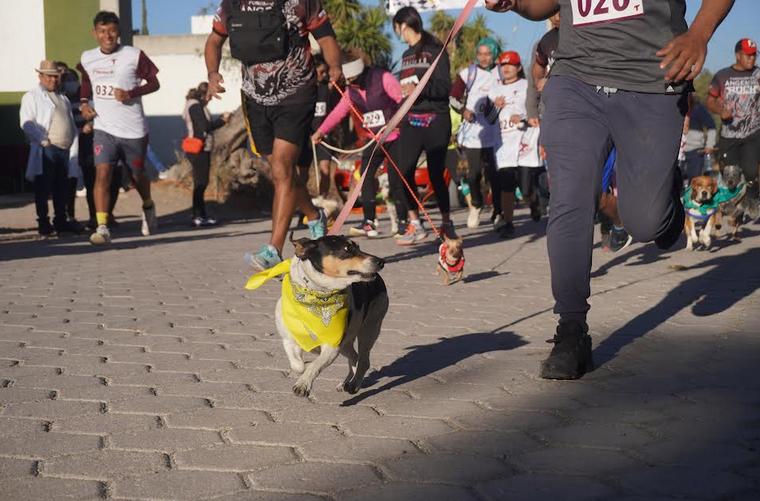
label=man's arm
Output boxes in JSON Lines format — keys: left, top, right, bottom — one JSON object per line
{"left": 19, "top": 93, "right": 47, "bottom": 144}
{"left": 205, "top": 31, "right": 227, "bottom": 100}
{"left": 316, "top": 35, "right": 342, "bottom": 84}
{"left": 657, "top": 0, "right": 735, "bottom": 82}
{"left": 484, "top": 0, "right": 559, "bottom": 21}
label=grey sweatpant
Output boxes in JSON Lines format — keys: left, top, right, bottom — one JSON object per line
{"left": 540, "top": 75, "right": 687, "bottom": 321}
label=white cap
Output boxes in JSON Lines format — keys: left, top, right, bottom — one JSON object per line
{"left": 342, "top": 58, "right": 365, "bottom": 80}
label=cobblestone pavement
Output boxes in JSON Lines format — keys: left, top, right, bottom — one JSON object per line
{"left": 1, "top": 192, "right": 759, "bottom": 500}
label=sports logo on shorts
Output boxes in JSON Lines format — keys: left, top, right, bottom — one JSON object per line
{"left": 94, "top": 145, "right": 103, "bottom": 156}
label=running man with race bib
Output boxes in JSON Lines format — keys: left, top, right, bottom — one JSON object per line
{"left": 79, "top": 11, "right": 161, "bottom": 245}
{"left": 486, "top": 0, "right": 735, "bottom": 379}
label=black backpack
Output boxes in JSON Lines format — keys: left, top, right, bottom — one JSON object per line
{"left": 226, "top": 0, "right": 290, "bottom": 65}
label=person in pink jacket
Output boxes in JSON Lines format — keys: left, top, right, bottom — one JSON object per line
{"left": 311, "top": 52, "right": 406, "bottom": 238}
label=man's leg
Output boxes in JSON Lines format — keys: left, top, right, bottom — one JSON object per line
{"left": 268, "top": 138, "right": 303, "bottom": 253}
{"left": 94, "top": 163, "right": 114, "bottom": 222}
{"left": 540, "top": 76, "right": 612, "bottom": 379}
{"left": 34, "top": 150, "right": 53, "bottom": 234}
{"left": 737, "top": 131, "right": 760, "bottom": 209}
{"left": 609, "top": 92, "right": 686, "bottom": 245}
{"left": 50, "top": 148, "right": 69, "bottom": 230}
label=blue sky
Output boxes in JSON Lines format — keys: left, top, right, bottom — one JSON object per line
{"left": 134, "top": 0, "right": 758, "bottom": 73}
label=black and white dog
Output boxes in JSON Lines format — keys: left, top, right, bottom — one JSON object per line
{"left": 278, "top": 236, "right": 388, "bottom": 397}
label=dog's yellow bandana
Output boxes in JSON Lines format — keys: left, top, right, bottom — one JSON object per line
{"left": 245, "top": 259, "right": 348, "bottom": 352}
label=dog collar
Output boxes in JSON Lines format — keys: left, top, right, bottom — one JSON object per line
{"left": 438, "top": 242, "right": 465, "bottom": 273}
{"left": 245, "top": 259, "right": 349, "bottom": 352}
{"left": 682, "top": 187, "right": 719, "bottom": 215}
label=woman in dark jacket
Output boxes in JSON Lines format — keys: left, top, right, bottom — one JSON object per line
{"left": 392, "top": 6, "right": 454, "bottom": 245}
{"left": 183, "top": 82, "right": 229, "bottom": 226}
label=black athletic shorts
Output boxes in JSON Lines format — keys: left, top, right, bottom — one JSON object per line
{"left": 244, "top": 95, "right": 314, "bottom": 156}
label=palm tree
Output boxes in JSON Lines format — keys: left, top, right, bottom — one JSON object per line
{"left": 140, "top": 0, "right": 149, "bottom": 35}
{"left": 323, "top": 0, "right": 392, "bottom": 67}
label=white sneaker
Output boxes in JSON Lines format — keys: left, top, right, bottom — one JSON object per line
{"left": 89, "top": 225, "right": 111, "bottom": 245}
{"left": 467, "top": 206, "right": 482, "bottom": 228}
{"left": 76, "top": 188, "right": 87, "bottom": 198}
{"left": 141, "top": 204, "right": 157, "bottom": 236}
{"left": 493, "top": 214, "right": 506, "bottom": 232}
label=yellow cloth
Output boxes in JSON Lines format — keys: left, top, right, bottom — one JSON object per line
{"left": 245, "top": 259, "right": 348, "bottom": 351}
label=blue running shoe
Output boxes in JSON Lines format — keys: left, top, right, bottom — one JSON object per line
{"left": 244, "top": 244, "right": 282, "bottom": 271}
{"left": 307, "top": 209, "right": 327, "bottom": 240}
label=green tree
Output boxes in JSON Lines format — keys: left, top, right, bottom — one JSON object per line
{"left": 323, "top": 0, "right": 392, "bottom": 67}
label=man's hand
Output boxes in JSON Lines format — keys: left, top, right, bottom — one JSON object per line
{"left": 113, "top": 88, "right": 130, "bottom": 103}
{"left": 40, "top": 139, "right": 51, "bottom": 147}
{"left": 207, "top": 72, "right": 226, "bottom": 100}
{"left": 494, "top": 96, "right": 506, "bottom": 109}
{"left": 657, "top": 30, "right": 709, "bottom": 82}
{"left": 462, "top": 109, "right": 475, "bottom": 122}
{"left": 82, "top": 122, "right": 93, "bottom": 134}
{"left": 222, "top": 112, "right": 232, "bottom": 124}
{"left": 509, "top": 114, "right": 523, "bottom": 126}
{"left": 484, "top": 0, "right": 515, "bottom": 13}
{"left": 527, "top": 117, "right": 540, "bottom": 128}
{"left": 328, "top": 65, "right": 343, "bottom": 85}
{"left": 311, "top": 130, "right": 324, "bottom": 144}
{"left": 80, "top": 103, "right": 97, "bottom": 120}
{"left": 720, "top": 105, "right": 733, "bottom": 122}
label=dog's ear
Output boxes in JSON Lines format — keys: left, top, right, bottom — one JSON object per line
{"left": 291, "top": 235, "right": 317, "bottom": 260}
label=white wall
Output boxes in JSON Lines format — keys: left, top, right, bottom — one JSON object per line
{"left": 191, "top": 15, "right": 214, "bottom": 35}
{"left": 1, "top": 0, "right": 46, "bottom": 93}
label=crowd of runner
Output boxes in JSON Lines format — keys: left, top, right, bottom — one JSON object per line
{"left": 18, "top": 0, "right": 756, "bottom": 380}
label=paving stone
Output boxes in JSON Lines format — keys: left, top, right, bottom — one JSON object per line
{"left": 111, "top": 470, "right": 245, "bottom": 500}
{"left": 165, "top": 408, "right": 272, "bottom": 429}
{"left": 110, "top": 428, "right": 223, "bottom": 451}
{"left": 43, "top": 450, "right": 169, "bottom": 478}
{"left": 617, "top": 466, "right": 753, "bottom": 498}
{"left": 535, "top": 422, "right": 656, "bottom": 449}
{"left": 0, "top": 417, "right": 47, "bottom": 437}
{"left": 476, "top": 473, "right": 615, "bottom": 500}
{"left": 0, "top": 456, "right": 36, "bottom": 479}
{"left": 249, "top": 462, "right": 383, "bottom": 495}
{"left": 341, "top": 415, "right": 455, "bottom": 440}
{"left": 2, "top": 399, "right": 104, "bottom": 418}
{"left": 229, "top": 421, "right": 343, "bottom": 446}
{"left": 516, "top": 445, "right": 642, "bottom": 475}
{"left": 425, "top": 430, "right": 543, "bottom": 458}
{"left": 174, "top": 444, "right": 297, "bottom": 471}
{"left": 107, "top": 395, "right": 212, "bottom": 414}
{"left": 340, "top": 482, "right": 480, "bottom": 501}
{"left": 299, "top": 435, "right": 421, "bottom": 463}
{"left": 52, "top": 413, "right": 161, "bottom": 434}
{"left": 0, "top": 432, "right": 102, "bottom": 458}
{"left": 382, "top": 453, "right": 511, "bottom": 485}
{"left": 0, "top": 477, "right": 104, "bottom": 499}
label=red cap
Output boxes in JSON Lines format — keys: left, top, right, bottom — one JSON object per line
{"left": 497, "top": 51, "right": 521, "bottom": 66}
{"left": 736, "top": 38, "right": 757, "bottom": 55}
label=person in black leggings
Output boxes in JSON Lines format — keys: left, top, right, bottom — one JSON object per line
{"left": 183, "top": 82, "right": 229, "bottom": 227}
{"left": 393, "top": 6, "right": 454, "bottom": 245}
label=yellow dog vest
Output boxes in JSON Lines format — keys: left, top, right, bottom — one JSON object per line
{"left": 245, "top": 259, "right": 348, "bottom": 351}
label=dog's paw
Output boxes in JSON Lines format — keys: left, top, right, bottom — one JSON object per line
{"left": 292, "top": 381, "right": 311, "bottom": 397}
{"left": 289, "top": 360, "right": 305, "bottom": 375}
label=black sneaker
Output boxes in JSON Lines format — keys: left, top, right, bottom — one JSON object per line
{"left": 530, "top": 201, "right": 542, "bottom": 222}
{"left": 655, "top": 168, "right": 685, "bottom": 250}
{"left": 609, "top": 226, "right": 633, "bottom": 252}
{"left": 539, "top": 321, "right": 593, "bottom": 380}
{"left": 498, "top": 221, "right": 515, "bottom": 239}
{"left": 38, "top": 219, "right": 55, "bottom": 237}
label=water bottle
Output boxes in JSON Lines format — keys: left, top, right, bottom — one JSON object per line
{"left": 703, "top": 152, "right": 713, "bottom": 175}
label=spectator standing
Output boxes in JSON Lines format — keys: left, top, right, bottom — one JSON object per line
{"left": 205, "top": 0, "right": 342, "bottom": 271}
{"left": 707, "top": 38, "right": 760, "bottom": 212}
{"left": 183, "top": 82, "right": 229, "bottom": 227}
{"left": 19, "top": 60, "right": 80, "bottom": 236}
{"left": 78, "top": 10, "right": 161, "bottom": 245}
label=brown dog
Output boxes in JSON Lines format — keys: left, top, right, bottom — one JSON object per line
{"left": 437, "top": 236, "right": 465, "bottom": 285}
{"left": 684, "top": 175, "right": 719, "bottom": 251}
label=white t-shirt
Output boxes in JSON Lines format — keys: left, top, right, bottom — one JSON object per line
{"left": 80, "top": 45, "right": 157, "bottom": 139}
{"left": 489, "top": 77, "right": 528, "bottom": 169}
{"left": 456, "top": 66, "right": 499, "bottom": 149}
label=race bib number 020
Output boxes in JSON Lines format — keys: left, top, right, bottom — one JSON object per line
{"left": 571, "top": 0, "right": 644, "bottom": 26}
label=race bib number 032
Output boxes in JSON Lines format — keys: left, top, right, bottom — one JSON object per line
{"left": 571, "top": 0, "right": 644, "bottom": 27}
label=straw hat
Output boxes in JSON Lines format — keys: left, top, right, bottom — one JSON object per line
{"left": 35, "top": 60, "right": 61, "bottom": 75}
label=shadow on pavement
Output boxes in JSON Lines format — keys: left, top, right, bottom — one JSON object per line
{"left": 341, "top": 331, "right": 528, "bottom": 406}
{"left": 594, "top": 247, "right": 760, "bottom": 367}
